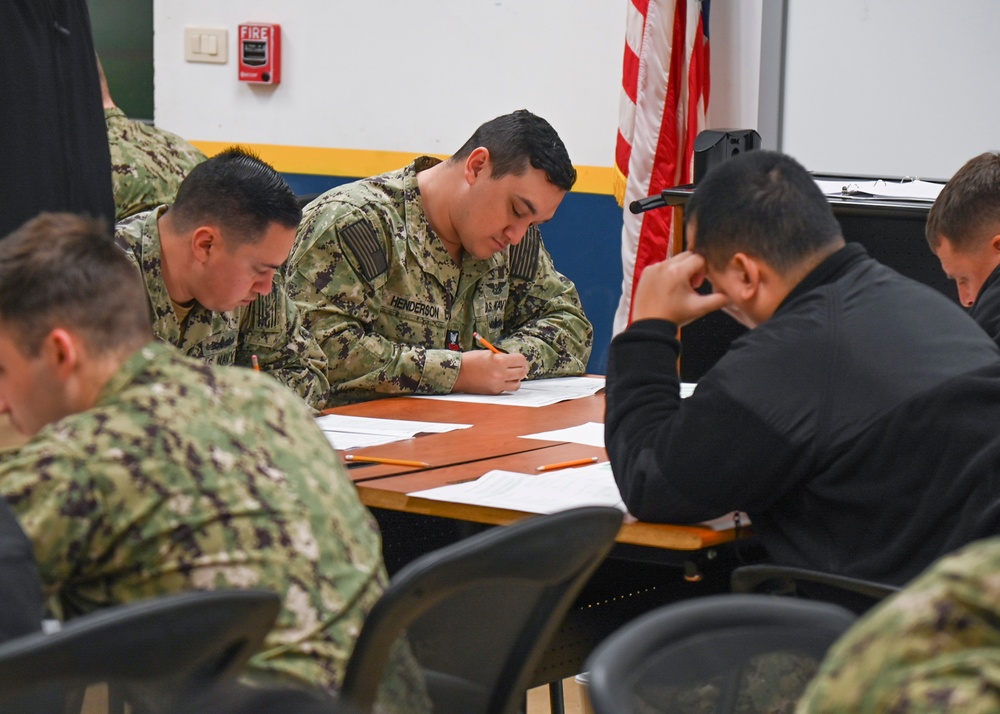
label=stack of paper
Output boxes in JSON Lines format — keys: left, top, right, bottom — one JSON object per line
{"left": 813, "top": 178, "right": 944, "bottom": 202}
{"left": 409, "top": 462, "right": 626, "bottom": 514}
{"left": 314, "top": 414, "right": 471, "bottom": 451}
{"left": 412, "top": 376, "right": 606, "bottom": 407}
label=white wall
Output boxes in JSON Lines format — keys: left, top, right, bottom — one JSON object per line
{"left": 153, "top": 1, "right": 760, "bottom": 176}
{"left": 157, "top": 2, "right": 1000, "bottom": 184}
{"left": 781, "top": 0, "right": 1000, "bottom": 180}
{"left": 706, "top": 0, "right": 762, "bottom": 133}
{"left": 154, "top": 0, "right": 623, "bottom": 168}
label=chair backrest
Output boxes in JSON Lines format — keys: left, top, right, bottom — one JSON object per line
{"left": 731, "top": 563, "right": 900, "bottom": 615}
{"left": 340, "top": 506, "right": 623, "bottom": 714}
{"left": 585, "top": 593, "right": 858, "bottom": 714}
{"left": 0, "top": 588, "right": 281, "bottom": 714}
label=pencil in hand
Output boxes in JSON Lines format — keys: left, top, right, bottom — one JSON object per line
{"left": 251, "top": 354, "right": 261, "bottom": 372}
{"left": 473, "top": 331, "right": 507, "bottom": 354}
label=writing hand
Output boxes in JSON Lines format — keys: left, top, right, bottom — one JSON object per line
{"left": 453, "top": 350, "right": 529, "bottom": 394}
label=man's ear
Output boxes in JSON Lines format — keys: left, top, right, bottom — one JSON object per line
{"left": 191, "top": 226, "right": 219, "bottom": 264}
{"left": 989, "top": 233, "right": 1000, "bottom": 256}
{"left": 729, "top": 252, "right": 764, "bottom": 301}
{"left": 43, "top": 328, "right": 80, "bottom": 380}
{"left": 464, "top": 147, "right": 491, "bottom": 184}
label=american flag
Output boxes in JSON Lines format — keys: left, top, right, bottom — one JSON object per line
{"left": 613, "top": 0, "right": 710, "bottom": 334}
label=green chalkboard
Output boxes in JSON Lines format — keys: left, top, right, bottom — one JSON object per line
{"left": 89, "top": 0, "right": 154, "bottom": 121}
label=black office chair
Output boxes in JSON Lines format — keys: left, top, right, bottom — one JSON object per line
{"left": 340, "top": 506, "right": 624, "bottom": 714}
{"left": 179, "top": 681, "right": 351, "bottom": 714}
{"left": 585, "top": 593, "right": 858, "bottom": 714}
{"left": 0, "top": 588, "right": 281, "bottom": 714}
{"left": 731, "top": 563, "right": 899, "bottom": 615}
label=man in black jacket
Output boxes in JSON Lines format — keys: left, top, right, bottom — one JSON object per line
{"left": 926, "top": 151, "right": 1000, "bottom": 346}
{"left": 606, "top": 150, "right": 1000, "bottom": 586}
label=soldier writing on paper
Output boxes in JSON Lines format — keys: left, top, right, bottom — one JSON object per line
{"left": 287, "top": 110, "right": 593, "bottom": 405}
{"left": 115, "top": 146, "right": 330, "bottom": 410}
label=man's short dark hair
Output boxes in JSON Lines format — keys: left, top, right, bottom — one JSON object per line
{"left": 0, "top": 213, "right": 153, "bottom": 356}
{"left": 450, "top": 109, "right": 577, "bottom": 192}
{"left": 169, "top": 146, "right": 301, "bottom": 246}
{"left": 685, "top": 150, "right": 843, "bottom": 272}
{"left": 925, "top": 151, "right": 1000, "bottom": 252}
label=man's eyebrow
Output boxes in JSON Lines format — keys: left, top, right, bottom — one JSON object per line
{"left": 515, "top": 195, "right": 538, "bottom": 215}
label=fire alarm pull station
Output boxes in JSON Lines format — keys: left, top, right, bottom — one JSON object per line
{"left": 238, "top": 23, "right": 281, "bottom": 84}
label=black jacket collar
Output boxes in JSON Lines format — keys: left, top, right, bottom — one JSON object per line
{"left": 777, "top": 242, "right": 869, "bottom": 314}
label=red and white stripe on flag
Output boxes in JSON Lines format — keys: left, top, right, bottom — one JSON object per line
{"left": 612, "top": 0, "right": 710, "bottom": 335}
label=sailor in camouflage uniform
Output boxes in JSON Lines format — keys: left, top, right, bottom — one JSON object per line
{"left": 288, "top": 110, "right": 593, "bottom": 405}
{"left": 98, "top": 55, "right": 207, "bottom": 220}
{"left": 0, "top": 213, "right": 428, "bottom": 712}
{"left": 115, "top": 147, "right": 330, "bottom": 411}
{"left": 797, "top": 537, "right": 1000, "bottom": 714}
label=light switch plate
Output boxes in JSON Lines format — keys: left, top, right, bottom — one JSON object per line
{"left": 184, "top": 27, "right": 228, "bottom": 64}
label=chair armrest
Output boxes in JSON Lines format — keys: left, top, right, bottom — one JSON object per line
{"left": 731, "top": 564, "right": 899, "bottom": 604}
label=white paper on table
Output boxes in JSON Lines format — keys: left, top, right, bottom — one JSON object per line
{"left": 322, "top": 431, "right": 411, "bottom": 451}
{"left": 520, "top": 422, "right": 605, "bottom": 447}
{"left": 314, "top": 415, "right": 471, "bottom": 450}
{"left": 409, "top": 462, "right": 751, "bottom": 532}
{"left": 408, "top": 462, "right": 627, "bottom": 514}
{"left": 411, "top": 376, "right": 606, "bottom": 408}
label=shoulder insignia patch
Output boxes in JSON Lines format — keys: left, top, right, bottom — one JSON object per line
{"left": 509, "top": 225, "right": 541, "bottom": 281}
{"left": 342, "top": 219, "right": 388, "bottom": 281}
{"left": 246, "top": 289, "right": 281, "bottom": 331}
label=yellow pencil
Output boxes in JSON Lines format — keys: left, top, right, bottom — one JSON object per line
{"left": 473, "top": 331, "right": 506, "bottom": 354}
{"left": 344, "top": 454, "right": 431, "bottom": 468}
{"left": 535, "top": 456, "right": 600, "bottom": 472}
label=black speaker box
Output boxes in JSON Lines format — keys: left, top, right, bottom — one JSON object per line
{"left": 693, "top": 129, "right": 762, "bottom": 183}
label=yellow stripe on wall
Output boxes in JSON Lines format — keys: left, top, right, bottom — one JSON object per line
{"left": 191, "top": 141, "right": 616, "bottom": 196}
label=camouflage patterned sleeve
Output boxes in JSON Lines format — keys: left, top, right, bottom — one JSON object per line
{"left": 796, "top": 538, "right": 1000, "bottom": 714}
{"left": 288, "top": 203, "right": 461, "bottom": 404}
{"left": 0, "top": 443, "right": 96, "bottom": 610}
{"left": 236, "top": 272, "right": 331, "bottom": 411}
{"left": 497, "top": 228, "right": 594, "bottom": 378}
{"left": 106, "top": 109, "right": 207, "bottom": 221}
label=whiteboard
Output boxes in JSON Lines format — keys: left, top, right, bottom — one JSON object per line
{"left": 780, "top": 0, "right": 1000, "bottom": 181}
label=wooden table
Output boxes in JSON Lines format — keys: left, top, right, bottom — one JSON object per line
{"left": 329, "top": 393, "right": 740, "bottom": 552}
{"left": 329, "top": 393, "right": 607, "bottom": 481}
{"left": 327, "top": 390, "right": 754, "bottom": 687}
{"left": 355, "top": 443, "right": 737, "bottom": 552}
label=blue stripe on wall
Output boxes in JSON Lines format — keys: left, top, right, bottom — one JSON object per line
{"left": 283, "top": 172, "right": 624, "bottom": 375}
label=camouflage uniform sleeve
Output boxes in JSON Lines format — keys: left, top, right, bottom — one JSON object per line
{"left": 497, "top": 228, "right": 594, "bottom": 378}
{"left": 289, "top": 204, "right": 460, "bottom": 403}
{"left": 796, "top": 538, "right": 1000, "bottom": 714}
{"left": 107, "top": 108, "right": 207, "bottom": 221}
{"left": 0, "top": 442, "right": 97, "bottom": 613}
{"left": 236, "top": 272, "right": 331, "bottom": 411}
